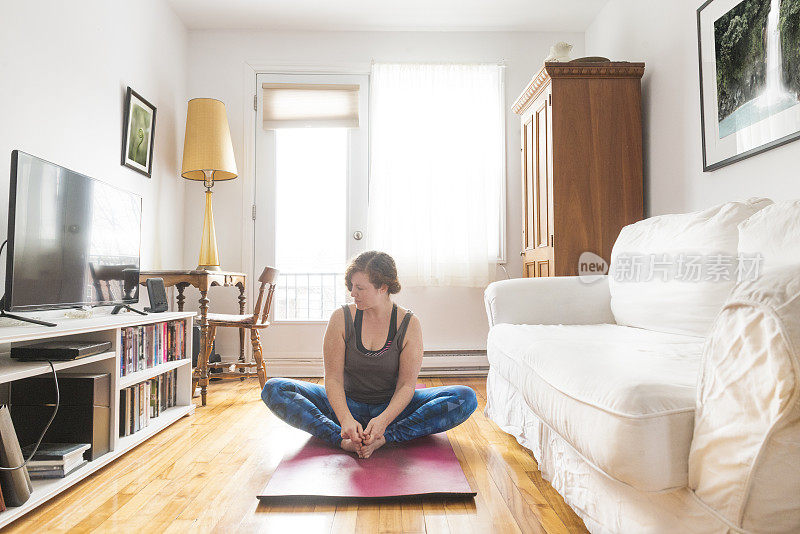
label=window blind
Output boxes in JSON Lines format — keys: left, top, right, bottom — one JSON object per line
{"left": 262, "top": 83, "right": 360, "bottom": 129}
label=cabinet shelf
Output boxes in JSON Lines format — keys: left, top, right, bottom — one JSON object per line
{"left": 119, "top": 358, "right": 190, "bottom": 389}
{"left": 0, "top": 351, "right": 116, "bottom": 385}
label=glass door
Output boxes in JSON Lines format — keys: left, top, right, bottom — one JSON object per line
{"left": 254, "top": 73, "right": 368, "bottom": 321}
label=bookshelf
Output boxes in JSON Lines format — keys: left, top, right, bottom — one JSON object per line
{"left": 0, "top": 311, "right": 195, "bottom": 528}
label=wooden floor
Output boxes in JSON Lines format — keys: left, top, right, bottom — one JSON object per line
{"left": 6, "top": 377, "right": 587, "bottom": 533}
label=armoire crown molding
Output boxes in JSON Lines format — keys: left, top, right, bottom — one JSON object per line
{"left": 512, "top": 61, "right": 646, "bottom": 114}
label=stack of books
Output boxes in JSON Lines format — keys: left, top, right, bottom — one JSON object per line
{"left": 119, "top": 320, "right": 186, "bottom": 377}
{"left": 119, "top": 369, "right": 178, "bottom": 437}
{"left": 21, "top": 443, "right": 90, "bottom": 479}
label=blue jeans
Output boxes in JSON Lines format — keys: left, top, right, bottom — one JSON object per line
{"left": 261, "top": 377, "right": 478, "bottom": 447}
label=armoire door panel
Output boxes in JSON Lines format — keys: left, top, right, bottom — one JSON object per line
{"left": 522, "top": 247, "right": 554, "bottom": 278}
{"left": 534, "top": 97, "right": 550, "bottom": 249}
{"left": 522, "top": 116, "right": 536, "bottom": 253}
{"left": 537, "top": 260, "right": 550, "bottom": 277}
{"left": 524, "top": 262, "right": 536, "bottom": 278}
{"left": 546, "top": 90, "right": 555, "bottom": 251}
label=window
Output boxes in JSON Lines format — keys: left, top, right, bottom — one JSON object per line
{"left": 273, "top": 128, "right": 347, "bottom": 319}
{"left": 367, "top": 63, "right": 505, "bottom": 287}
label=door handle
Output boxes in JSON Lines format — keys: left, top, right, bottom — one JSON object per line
{"left": 353, "top": 231, "right": 363, "bottom": 241}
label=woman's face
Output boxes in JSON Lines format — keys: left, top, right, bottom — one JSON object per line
{"left": 350, "top": 271, "right": 387, "bottom": 310}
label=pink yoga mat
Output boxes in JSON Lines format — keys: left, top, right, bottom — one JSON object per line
{"left": 258, "top": 432, "right": 475, "bottom": 501}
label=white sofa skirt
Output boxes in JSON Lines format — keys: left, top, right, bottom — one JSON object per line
{"left": 484, "top": 368, "right": 728, "bottom": 534}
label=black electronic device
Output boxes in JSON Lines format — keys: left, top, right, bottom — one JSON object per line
{"left": 144, "top": 278, "right": 168, "bottom": 313}
{"left": 4, "top": 151, "right": 142, "bottom": 324}
{"left": 10, "top": 341, "right": 113, "bottom": 362}
{"left": 10, "top": 373, "right": 110, "bottom": 460}
{"left": 191, "top": 325, "right": 222, "bottom": 377}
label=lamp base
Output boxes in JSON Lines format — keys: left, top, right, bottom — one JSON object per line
{"left": 198, "top": 186, "right": 222, "bottom": 272}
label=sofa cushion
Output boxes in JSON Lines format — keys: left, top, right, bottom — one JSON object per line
{"left": 688, "top": 266, "right": 800, "bottom": 532}
{"left": 738, "top": 200, "right": 800, "bottom": 275}
{"left": 487, "top": 323, "right": 704, "bottom": 492}
{"left": 608, "top": 198, "right": 772, "bottom": 337}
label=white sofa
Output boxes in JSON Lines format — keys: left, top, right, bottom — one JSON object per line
{"left": 483, "top": 199, "right": 800, "bottom": 533}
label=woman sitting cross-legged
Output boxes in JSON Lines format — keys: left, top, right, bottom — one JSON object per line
{"left": 262, "top": 250, "right": 478, "bottom": 458}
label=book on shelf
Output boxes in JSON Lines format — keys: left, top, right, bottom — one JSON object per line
{"left": 26, "top": 460, "right": 88, "bottom": 479}
{"left": 20, "top": 443, "right": 90, "bottom": 463}
{"left": 119, "top": 369, "right": 178, "bottom": 438}
{"left": 119, "top": 320, "right": 186, "bottom": 377}
{"left": 139, "top": 382, "right": 147, "bottom": 429}
{"left": 22, "top": 443, "right": 90, "bottom": 480}
{"left": 133, "top": 385, "right": 140, "bottom": 433}
{"left": 0, "top": 405, "right": 32, "bottom": 507}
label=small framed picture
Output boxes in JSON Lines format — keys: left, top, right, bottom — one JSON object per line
{"left": 121, "top": 87, "right": 156, "bottom": 177}
{"left": 697, "top": 0, "right": 800, "bottom": 171}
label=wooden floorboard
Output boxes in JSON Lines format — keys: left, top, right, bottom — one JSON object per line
{"left": 4, "top": 377, "right": 587, "bottom": 533}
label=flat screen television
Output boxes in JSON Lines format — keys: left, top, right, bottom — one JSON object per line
{"left": 5, "top": 151, "right": 142, "bottom": 312}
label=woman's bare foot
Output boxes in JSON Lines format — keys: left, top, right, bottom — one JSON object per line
{"left": 340, "top": 438, "right": 362, "bottom": 454}
{"left": 357, "top": 435, "right": 386, "bottom": 458}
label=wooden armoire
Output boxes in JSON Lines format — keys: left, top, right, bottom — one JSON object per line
{"left": 513, "top": 61, "right": 645, "bottom": 278}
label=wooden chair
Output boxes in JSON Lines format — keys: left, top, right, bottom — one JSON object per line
{"left": 89, "top": 263, "right": 139, "bottom": 302}
{"left": 202, "top": 266, "right": 278, "bottom": 391}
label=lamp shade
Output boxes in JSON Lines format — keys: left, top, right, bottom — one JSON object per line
{"left": 181, "top": 98, "right": 238, "bottom": 181}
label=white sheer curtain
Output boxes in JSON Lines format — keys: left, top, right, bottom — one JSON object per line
{"left": 367, "top": 63, "right": 505, "bottom": 287}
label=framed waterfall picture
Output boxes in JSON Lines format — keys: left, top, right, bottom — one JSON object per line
{"left": 697, "top": 0, "right": 800, "bottom": 171}
{"left": 121, "top": 86, "right": 156, "bottom": 177}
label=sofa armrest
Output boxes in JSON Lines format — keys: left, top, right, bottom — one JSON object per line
{"left": 484, "top": 276, "right": 614, "bottom": 327}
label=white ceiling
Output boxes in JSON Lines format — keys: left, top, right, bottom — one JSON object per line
{"left": 167, "top": 0, "right": 608, "bottom": 32}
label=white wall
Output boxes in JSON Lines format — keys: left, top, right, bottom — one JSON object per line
{"left": 0, "top": 0, "right": 188, "bottom": 277}
{"left": 184, "top": 30, "right": 584, "bottom": 360}
{"left": 586, "top": 0, "right": 800, "bottom": 216}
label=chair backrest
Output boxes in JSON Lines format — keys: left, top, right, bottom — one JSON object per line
{"left": 252, "top": 266, "right": 279, "bottom": 325}
{"left": 90, "top": 263, "right": 140, "bottom": 301}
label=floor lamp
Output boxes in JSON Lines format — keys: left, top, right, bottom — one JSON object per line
{"left": 181, "top": 98, "right": 238, "bottom": 271}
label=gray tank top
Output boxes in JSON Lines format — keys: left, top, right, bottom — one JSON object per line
{"left": 341, "top": 303, "right": 414, "bottom": 404}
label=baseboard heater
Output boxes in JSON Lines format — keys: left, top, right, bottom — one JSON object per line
{"left": 419, "top": 350, "right": 488, "bottom": 375}
{"left": 262, "top": 350, "right": 489, "bottom": 377}
{"left": 417, "top": 366, "right": 489, "bottom": 375}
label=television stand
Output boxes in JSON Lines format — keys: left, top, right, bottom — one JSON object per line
{"left": 0, "top": 310, "right": 57, "bottom": 328}
{"left": 0, "top": 311, "right": 195, "bottom": 529}
{"left": 111, "top": 304, "right": 147, "bottom": 316}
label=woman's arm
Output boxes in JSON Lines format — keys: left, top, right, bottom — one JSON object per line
{"left": 369, "top": 315, "right": 424, "bottom": 433}
{"left": 322, "top": 308, "right": 357, "bottom": 428}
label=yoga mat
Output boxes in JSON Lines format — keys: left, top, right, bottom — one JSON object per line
{"left": 258, "top": 432, "right": 475, "bottom": 501}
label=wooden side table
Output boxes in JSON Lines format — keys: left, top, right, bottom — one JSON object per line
{"left": 139, "top": 270, "right": 246, "bottom": 406}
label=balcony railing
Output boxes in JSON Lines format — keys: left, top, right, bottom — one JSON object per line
{"left": 274, "top": 272, "right": 347, "bottom": 321}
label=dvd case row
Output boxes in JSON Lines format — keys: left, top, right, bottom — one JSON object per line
{"left": 119, "top": 369, "right": 178, "bottom": 437}
{"left": 119, "top": 320, "right": 186, "bottom": 377}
